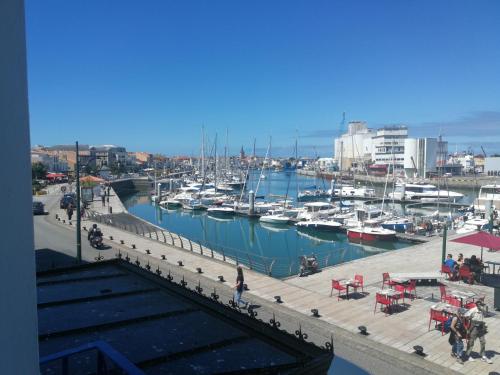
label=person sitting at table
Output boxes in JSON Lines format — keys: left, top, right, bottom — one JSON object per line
{"left": 456, "top": 253, "right": 464, "bottom": 269}
{"left": 469, "top": 255, "right": 483, "bottom": 282}
{"left": 444, "top": 254, "right": 458, "bottom": 279}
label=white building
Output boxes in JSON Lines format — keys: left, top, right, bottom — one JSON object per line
{"left": 485, "top": 157, "right": 500, "bottom": 176}
{"left": 316, "top": 157, "right": 337, "bottom": 172}
{"left": 334, "top": 121, "right": 374, "bottom": 171}
{"left": 31, "top": 151, "right": 69, "bottom": 172}
{"left": 371, "top": 125, "right": 408, "bottom": 173}
{"left": 404, "top": 138, "right": 437, "bottom": 178}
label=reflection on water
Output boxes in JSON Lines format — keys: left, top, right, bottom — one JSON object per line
{"left": 123, "top": 193, "right": 410, "bottom": 278}
{"left": 122, "top": 171, "right": 477, "bottom": 278}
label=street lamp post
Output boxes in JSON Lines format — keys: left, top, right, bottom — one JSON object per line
{"left": 76, "top": 141, "right": 82, "bottom": 262}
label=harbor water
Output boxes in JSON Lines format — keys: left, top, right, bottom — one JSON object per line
{"left": 122, "top": 171, "right": 417, "bottom": 278}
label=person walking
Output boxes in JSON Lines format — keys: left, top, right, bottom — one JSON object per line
{"left": 100, "top": 189, "right": 106, "bottom": 207}
{"left": 66, "top": 204, "right": 74, "bottom": 221}
{"left": 449, "top": 308, "right": 468, "bottom": 364}
{"left": 465, "top": 302, "right": 493, "bottom": 363}
{"left": 233, "top": 266, "right": 248, "bottom": 309}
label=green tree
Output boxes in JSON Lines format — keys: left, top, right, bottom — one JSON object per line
{"left": 32, "top": 162, "right": 48, "bottom": 179}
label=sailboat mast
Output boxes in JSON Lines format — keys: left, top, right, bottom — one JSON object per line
{"left": 201, "top": 125, "right": 205, "bottom": 183}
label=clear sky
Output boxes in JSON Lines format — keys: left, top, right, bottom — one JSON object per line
{"left": 26, "top": 0, "right": 500, "bottom": 156}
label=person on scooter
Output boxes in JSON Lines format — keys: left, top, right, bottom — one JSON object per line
{"left": 88, "top": 224, "right": 103, "bottom": 243}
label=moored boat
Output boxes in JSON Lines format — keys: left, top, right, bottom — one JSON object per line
{"left": 296, "top": 219, "right": 343, "bottom": 232}
{"left": 347, "top": 224, "right": 396, "bottom": 241}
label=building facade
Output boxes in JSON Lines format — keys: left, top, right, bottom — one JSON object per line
{"left": 403, "top": 138, "right": 437, "bottom": 178}
{"left": 371, "top": 125, "right": 408, "bottom": 173}
{"left": 334, "top": 121, "right": 374, "bottom": 171}
{"left": 485, "top": 157, "right": 500, "bottom": 176}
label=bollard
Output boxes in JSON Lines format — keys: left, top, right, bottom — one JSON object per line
{"left": 196, "top": 267, "right": 203, "bottom": 274}
{"left": 311, "top": 309, "right": 320, "bottom": 318}
{"left": 109, "top": 236, "right": 113, "bottom": 240}
{"left": 274, "top": 296, "right": 283, "bottom": 304}
{"left": 146, "top": 249, "right": 151, "bottom": 255}
{"left": 131, "top": 244, "right": 136, "bottom": 249}
{"left": 218, "top": 275, "right": 225, "bottom": 282}
{"left": 108, "top": 206, "right": 112, "bottom": 214}
{"left": 120, "top": 240, "right": 124, "bottom": 244}
{"left": 177, "top": 260, "right": 183, "bottom": 267}
{"left": 161, "top": 255, "right": 166, "bottom": 260}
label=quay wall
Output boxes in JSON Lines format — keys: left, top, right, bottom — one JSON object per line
{"left": 297, "top": 169, "right": 494, "bottom": 189}
{"left": 111, "top": 178, "right": 153, "bottom": 196}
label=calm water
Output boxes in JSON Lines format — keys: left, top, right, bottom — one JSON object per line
{"left": 123, "top": 171, "right": 413, "bottom": 278}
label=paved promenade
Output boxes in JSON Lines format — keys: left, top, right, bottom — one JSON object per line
{"left": 37, "top": 185, "right": 500, "bottom": 374}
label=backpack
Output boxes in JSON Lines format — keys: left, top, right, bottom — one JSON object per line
{"left": 443, "top": 317, "right": 453, "bottom": 333}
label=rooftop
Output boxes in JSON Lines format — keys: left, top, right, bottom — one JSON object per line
{"left": 37, "top": 259, "right": 333, "bottom": 374}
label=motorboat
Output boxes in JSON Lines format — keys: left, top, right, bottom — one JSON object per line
{"left": 259, "top": 213, "right": 290, "bottom": 224}
{"left": 328, "top": 185, "right": 376, "bottom": 199}
{"left": 159, "top": 199, "right": 182, "bottom": 208}
{"left": 296, "top": 202, "right": 338, "bottom": 221}
{"left": 347, "top": 222, "right": 397, "bottom": 241}
{"left": 455, "top": 217, "right": 491, "bottom": 234}
{"left": 182, "top": 199, "right": 205, "bottom": 211}
{"left": 473, "top": 185, "right": 500, "bottom": 212}
{"left": 388, "top": 183, "right": 464, "bottom": 202}
{"left": 207, "top": 206, "right": 235, "bottom": 215}
{"left": 381, "top": 217, "right": 414, "bottom": 233}
{"left": 296, "top": 219, "right": 343, "bottom": 232}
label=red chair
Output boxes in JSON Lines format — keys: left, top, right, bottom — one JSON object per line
{"left": 405, "top": 280, "right": 417, "bottom": 300}
{"left": 464, "top": 301, "right": 477, "bottom": 309}
{"left": 382, "top": 273, "right": 397, "bottom": 289}
{"left": 440, "top": 264, "right": 453, "bottom": 280}
{"left": 448, "top": 297, "right": 461, "bottom": 307}
{"left": 394, "top": 284, "right": 406, "bottom": 305}
{"left": 330, "top": 280, "right": 347, "bottom": 301}
{"left": 374, "top": 293, "right": 392, "bottom": 315}
{"left": 459, "top": 266, "right": 474, "bottom": 284}
{"left": 429, "top": 308, "right": 448, "bottom": 335}
{"left": 353, "top": 274, "right": 364, "bottom": 293}
{"left": 439, "top": 285, "right": 451, "bottom": 303}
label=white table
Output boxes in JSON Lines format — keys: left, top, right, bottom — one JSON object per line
{"left": 390, "top": 272, "right": 444, "bottom": 282}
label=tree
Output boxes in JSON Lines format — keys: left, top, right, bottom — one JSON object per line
{"left": 32, "top": 162, "right": 47, "bottom": 180}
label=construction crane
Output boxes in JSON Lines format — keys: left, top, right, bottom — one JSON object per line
{"left": 481, "top": 146, "right": 487, "bottom": 158}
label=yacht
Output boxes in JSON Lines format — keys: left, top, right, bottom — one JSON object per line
{"left": 388, "top": 183, "right": 464, "bottom": 202}
{"left": 296, "top": 219, "right": 343, "bottom": 232}
{"left": 473, "top": 184, "right": 500, "bottom": 211}
{"left": 455, "top": 217, "right": 491, "bottom": 234}
{"left": 296, "top": 202, "right": 338, "bottom": 221}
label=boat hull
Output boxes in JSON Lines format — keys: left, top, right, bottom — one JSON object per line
{"left": 347, "top": 229, "right": 396, "bottom": 241}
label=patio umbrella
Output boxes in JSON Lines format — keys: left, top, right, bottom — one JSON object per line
{"left": 451, "top": 231, "right": 500, "bottom": 260}
{"left": 80, "top": 175, "right": 105, "bottom": 187}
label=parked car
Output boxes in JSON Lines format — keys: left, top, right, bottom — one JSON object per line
{"left": 60, "top": 193, "right": 76, "bottom": 209}
{"left": 33, "top": 201, "right": 45, "bottom": 215}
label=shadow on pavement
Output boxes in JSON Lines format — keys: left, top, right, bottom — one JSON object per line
{"left": 36, "top": 248, "right": 87, "bottom": 272}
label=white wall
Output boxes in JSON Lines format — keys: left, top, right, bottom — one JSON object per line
{"left": 485, "top": 157, "right": 500, "bottom": 175}
{"left": 0, "top": 0, "right": 40, "bottom": 373}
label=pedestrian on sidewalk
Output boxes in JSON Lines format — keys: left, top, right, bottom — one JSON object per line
{"left": 465, "top": 302, "right": 493, "bottom": 364}
{"left": 100, "top": 189, "right": 106, "bottom": 207}
{"left": 66, "top": 204, "right": 74, "bottom": 221}
{"left": 233, "top": 266, "right": 248, "bottom": 309}
{"left": 449, "top": 308, "right": 467, "bottom": 364}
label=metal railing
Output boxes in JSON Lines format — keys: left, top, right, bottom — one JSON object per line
{"left": 87, "top": 211, "right": 348, "bottom": 278}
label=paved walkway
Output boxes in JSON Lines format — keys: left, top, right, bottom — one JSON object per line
{"left": 41, "top": 185, "right": 500, "bottom": 374}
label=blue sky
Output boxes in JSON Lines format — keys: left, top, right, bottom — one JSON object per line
{"left": 26, "top": 0, "right": 500, "bottom": 156}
